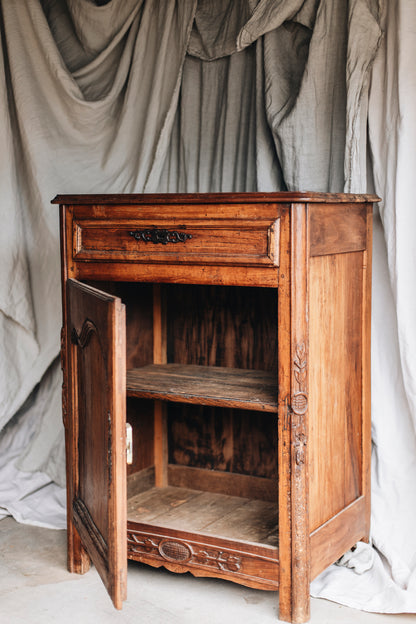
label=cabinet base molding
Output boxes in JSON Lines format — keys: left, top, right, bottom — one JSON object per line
{"left": 127, "top": 522, "right": 279, "bottom": 591}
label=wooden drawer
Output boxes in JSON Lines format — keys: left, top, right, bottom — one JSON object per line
{"left": 72, "top": 210, "right": 280, "bottom": 268}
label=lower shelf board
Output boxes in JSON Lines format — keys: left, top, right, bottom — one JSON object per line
{"left": 127, "top": 486, "right": 279, "bottom": 590}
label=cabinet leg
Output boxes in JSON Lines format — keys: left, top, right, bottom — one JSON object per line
{"left": 64, "top": 422, "right": 90, "bottom": 574}
{"left": 278, "top": 579, "right": 310, "bottom": 623}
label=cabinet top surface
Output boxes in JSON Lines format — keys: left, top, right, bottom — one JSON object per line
{"left": 52, "top": 191, "right": 380, "bottom": 206}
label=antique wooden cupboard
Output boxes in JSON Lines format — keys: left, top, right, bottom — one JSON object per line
{"left": 54, "top": 192, "right": 378, "bottom": 623}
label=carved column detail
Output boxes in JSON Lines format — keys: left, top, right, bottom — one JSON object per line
{"left": 292, "top": 342, "right": 308, "bottom": 415}
{"left": 291, "top": 342, "right": 308, "bottom": 467}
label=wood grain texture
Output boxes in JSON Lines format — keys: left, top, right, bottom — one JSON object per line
{"left": 276, "top": 204, "right": 294, "bottom": 622}
{"left": 121, "top": 283, "right": 154, "bottom": 369}
{"left": 231, "top": 409, "right": 278, "bottom": 479}
{"left": 127, "top": 466, "right": 155, "bottom": 499}
{"left": 166, "top": 284, "right": 278, "bottom": 372}
{"left": 168, "top": 404, "right": 234, "bottom": 473}
{"left": 154, "top": 400, "right": 168, "bottom": 488}
{"left": 310, "top": 497, "right": 366, "bottom": 579}
{"left": 309, "top": 203, "right": 367, "bottom": 256}
{"left": 362, "top": 206, "right": 373, "bottom": 540}
{"left": 308, "top": 252, "right": 364, "bottom": 533}
{"left": 60, "top": 205, "right": 91, "bottom": 576}
{"left": 153, "top": 285, "right": 167, "bottom": 365}
{"left": 72, "top": 218, "right": 280, "bottom": 267}
{"left": 68, "top": 279, "right": 127, "bottom": 609}
{"left": 153, "top": 285, "right": 168, "bottom": 488}
{"left": 288, "top": 204, "right": 310, "bottom": 624}
{"left": 127, "top": 485, "right": 277, "bottom": 546}
{"left": 126, "top": 364, "right": 278, "bottom": 412}
{"left": 52, "top": 191, "right": 380, "bottom": 205}
{"left": 167, "top": 464, "right": 278, "bottom": 503}
{"left": 167, "top": 404, "right": 278, "bottom": 481}
{"left": 72, "top": 260, "right": 279, "bottom": 288}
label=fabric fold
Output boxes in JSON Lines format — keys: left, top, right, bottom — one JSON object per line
{"left": 0, "top": 0, "right": 197, "bottom": 427}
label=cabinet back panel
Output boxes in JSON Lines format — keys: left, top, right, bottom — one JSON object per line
{"left": 166, "top": 285, "right": 278, "bottom": 372}
{"left": 85, "top": 281, "right": 155, "bottom": 369}
{"left": 168, "top": 404, "right": 278, "bottom": 480}
{"left": 122, "top": 284, "right": 154, "bottom": 369}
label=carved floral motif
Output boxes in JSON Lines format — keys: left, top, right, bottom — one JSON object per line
{"left": 292, "top": 342, "right": 308, "bottom": 415}
{"left": 294, "top": 432, "right": 307, "bottom": 466}
{"left": 127, "top": 530, "right": 242, "bottom": 573}
{"left": 292, "top": 342, "right": 308, "bottom": 465}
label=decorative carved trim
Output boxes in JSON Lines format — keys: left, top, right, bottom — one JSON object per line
{"left": 294, "top": 432, "right": 307, "bottom": 466}
{"left": 291, "top": 342, "right": 308, "bottom": 465}
{"left": 127, "top": 530, "right": 242, "bottom": 573}
{"left": 291, "top": 393, "right": 308, "bottom": 415}
{"left": 293, "top": 342, "right": 307, "bottom": 389}
{"left": 159, "top": 540, "right": 192, "bottom": 563}
{"left": 292, "top": 342, "right": 308, "bottom": 415}
{"left": 73, "top": 497, "right": 108, "bottom": 562}
{"left": 129, "top": 229, "right": 192, "bottom": 245}
{"left": 71, "top": 319, "right": 97, "bottom": 349}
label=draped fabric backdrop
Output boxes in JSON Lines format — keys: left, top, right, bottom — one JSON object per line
{"left": 0, "top": 0, "right": 415, "bottom": 614}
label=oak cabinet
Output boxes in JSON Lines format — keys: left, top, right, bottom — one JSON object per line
{"left": 54, "top": 192, "right": 378, "bottom": 623}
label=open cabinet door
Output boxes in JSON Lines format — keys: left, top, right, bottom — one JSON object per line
{"left": 67, "top": 279, "right": 127, "bottom": 609}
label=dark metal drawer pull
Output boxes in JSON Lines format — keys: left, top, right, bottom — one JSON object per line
{"left": 129, "top": 229, "right": 192, "bottom": 245}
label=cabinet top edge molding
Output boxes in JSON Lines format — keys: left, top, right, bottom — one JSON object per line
{"left": 52, "top": 192, "right": 380, "bottom": 206}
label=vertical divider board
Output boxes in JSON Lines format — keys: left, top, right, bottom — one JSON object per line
{"left": 277, "top": 204, "right": 292, "bottom": 622}
{"left": 153, "top": 284, "right": 168, "bottom": 487}
{"left": 289, "top": 204, "right": 310, "bottom": 623}
{"left": 278, "top": 203, "right": 311, "bottom": 624}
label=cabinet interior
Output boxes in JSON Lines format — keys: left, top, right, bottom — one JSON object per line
{"left": 94, "top": 281, "right": 279, "bottom": 551}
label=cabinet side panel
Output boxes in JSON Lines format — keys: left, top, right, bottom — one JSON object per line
{"left": 309, "top": 252, "right": 363, "bottom": 532}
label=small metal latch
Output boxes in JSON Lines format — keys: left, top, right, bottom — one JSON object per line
{"left": 126, "top": 423, "right": 133, "bottom": 465}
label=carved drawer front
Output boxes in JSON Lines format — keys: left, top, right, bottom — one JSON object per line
{"left": 72, "top": 211, "right": 280, "bottom": 268}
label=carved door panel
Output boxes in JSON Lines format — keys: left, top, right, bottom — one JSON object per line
{"left": 67, "top": 279, "right": 127, "bottom": 609}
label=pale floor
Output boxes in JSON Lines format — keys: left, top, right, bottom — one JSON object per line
{"left": 0, "top": 517, "right": 414, "bottom": 624}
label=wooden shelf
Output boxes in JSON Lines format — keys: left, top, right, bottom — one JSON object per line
{"left": 126, "top": 364, "right": 278, "bottom": 413}
{"left": 127, "top": 485, "right": 278, "bottom": 547}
